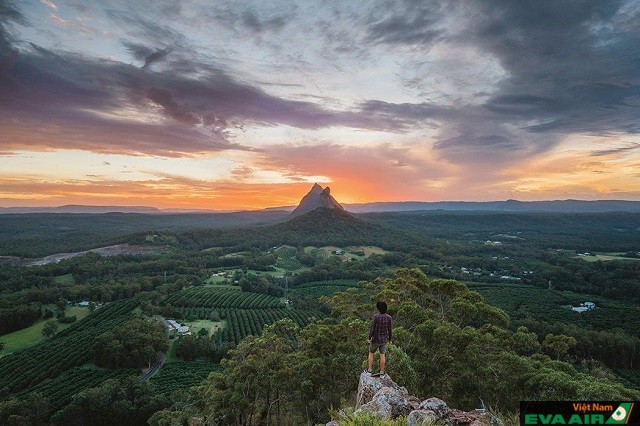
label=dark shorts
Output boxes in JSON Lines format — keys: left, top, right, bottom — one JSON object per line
{"left": 369, "top": 341, "right": 387, "bottom": 354}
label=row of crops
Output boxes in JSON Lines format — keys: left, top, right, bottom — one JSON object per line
{"left": 0, "top": 298, "right": 139, "bottom": 397}
{"left": 214, "top": 308, "right": 317, "bottom": 344}
{"left": 164, "top": 287, "right": 284, "bottom": 309}
{"left": 289, "top": 279, "right": 360, "bottom": 299}
{"left": 150, "top": 360, "right": 222, "bottom": 395}
{"left": 14, "top": 366, "right": 137, "bottom": 411}
{"left": 173, "top": 306, "right": 320, "bottom": 344}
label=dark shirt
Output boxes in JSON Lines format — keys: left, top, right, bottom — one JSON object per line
{"left": 368, "top": 313, "right": 392, "bottom": 344}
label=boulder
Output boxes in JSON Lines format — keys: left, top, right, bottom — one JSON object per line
{"left": 407, "top": 409, "right": 438, "bottom": 426}
{"left": 419, "top": 397, "right": 451, "bottom": 417}
{"left": 356, "top": 372, "right": 409, "bottom": 408}
{"left": 355, "top": 386, "right": 412, "bottom": 419}
{"left": 408, "top": 395, "right": 422, "bottom": 411}
{"left": 348, "top": 373, "right": 502, "bottom": 425}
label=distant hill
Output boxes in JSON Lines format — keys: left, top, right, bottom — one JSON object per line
{"left": 344, "top": 199, "right": 640, "bottom": 213}
{"left": 4, "top": 199, "right": 640, "bottom": 215}
{"left": 0, "top": 205, "right": 163, "bottom": 214}
{"left": 175, "top": 206, "right": 420, "bottom": 252}
{"left": 265, "top": 199, "right": 640, "bottom": 213}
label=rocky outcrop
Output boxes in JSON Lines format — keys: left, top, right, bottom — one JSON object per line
{"left": 290, "top": 184, "right": 345, "bottom": 217}
{"left": 327, "top": 373, "right": 502, "bottom": 425}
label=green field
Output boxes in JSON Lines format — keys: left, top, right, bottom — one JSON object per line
{"left": 167, "top": 339, "right": 179, "bottom": 362}
{"left": 302, "top": 245, "right": 388, "bottom": 261}
{"left": 205, "top": 267, "right": 292, "bottom": 284}
{"left": 205, "top": 273, "right": 230, "bottom": 284}
{"left": 576, "top": 253, "right": 640, "bottom": 262}
{"left": 185, "top": 319, "right": 225, "bottom": 337}
{"left": 0, "top": 306, "right": 91, "bottom": 356}
{"left": 0, "top": 298, "right": 139, "bottom": 397}
{"left": 53, "top": 273, "right": 76, "bottom": 285}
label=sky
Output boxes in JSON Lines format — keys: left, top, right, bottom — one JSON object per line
{"left": 1, "top": 0, "right": 639, "bottom": 210}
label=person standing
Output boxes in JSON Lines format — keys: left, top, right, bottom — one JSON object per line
{"left": 366, "top": 301, "right": 393, "bottom": 376}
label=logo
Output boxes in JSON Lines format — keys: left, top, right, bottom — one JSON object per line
{"left": 521, "top": 401, "right": 639, "bottom": 425}
{"left": 607, "top": 403, "right": 634, "bottom": 425}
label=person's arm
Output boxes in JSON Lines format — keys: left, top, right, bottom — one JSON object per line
{"left": 388, "top": 317, "right": 393, "bottom": 344}
{"left": 368, "top": 316, "right": 376, "bottom": 342}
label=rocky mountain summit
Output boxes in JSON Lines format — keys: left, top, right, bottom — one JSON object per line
{"left": 290, "top": 183, "right": 345, "bottom": 217}
{"left": 327, "top": 373, "right": 503, "bottom": 425}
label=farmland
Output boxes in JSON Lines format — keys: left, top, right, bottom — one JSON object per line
{"left": 1, "top": 210, "right": 640, "bottom": 423}
{"left": 0, "top": 298, "right": 139, "bottom": 396}
{"left": 0, "top": 306, "right": 91, "bottom": 356}
{"left": 165, "top": 286, "right": 285, "bottom": 309}
{"left": 288, "top": 279, "right": 361, "bottom": 299}
{"left": 150, "top": 360, "right": 222, "bottom": 396}
{"left": 166, "top": 287, "right": 320, "bottom": 344}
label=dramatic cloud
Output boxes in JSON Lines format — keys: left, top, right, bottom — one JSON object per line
{"left": 1, "top": 0, "right": 639, "bottom": 207}
{"left": 357, "top": 0, "right": 640, "bottom": 163}
{"left": 0, "top": 32, "right": 404, "bottom": 156}
{"left": 591, "top": 143, "right": 640, "bottom": 157}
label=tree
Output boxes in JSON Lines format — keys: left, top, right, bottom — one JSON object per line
{"left": 55, "top": 299, "right": 67, "bottom": 317}
{"left": 42, "top": 319, "right": 59, "bottom": 338}
{"left": 542, "top": 334, "right": 577, "bottom": 360}
{"left": 94, "top": 317, "right": 168, "bottom": 368}
{"left": 0, "top": 392, "right": 51, "bottom": 425}
{"left": 0, "top": 342, "right": 4, "bottom": 351}
{"left": 155, "top": 269, "right": 640, "bottom": 422}
{"left": 51, "top": 377, "right": 168, "bottom": 425}
{"left": 198, "top": 327, "right": 209, "bottom": 337}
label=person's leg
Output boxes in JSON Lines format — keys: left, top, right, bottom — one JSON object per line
{"left": 379, "top": 344, "right": 387, "bottom": 374}
{"left": 367, "top": 351, "right": 374, "bottom": 373}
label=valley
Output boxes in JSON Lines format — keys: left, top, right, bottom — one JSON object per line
{"left": 1, "top": 186, "right": 639, "bottom": 424}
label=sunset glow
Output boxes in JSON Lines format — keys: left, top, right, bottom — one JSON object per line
{"left": 1, "top": 1, "right": 639, "bottom": 210}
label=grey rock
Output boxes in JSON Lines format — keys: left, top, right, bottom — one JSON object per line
{"left": 356, "top": 372, "right": 409, "bottom": 408}
{"left": 407, "top": 409, "right": 438, "bottom": 425}
{"left": 290, "top": 184, "right": 345, "bottom": 217}
{"left": 355, "top": 386, "right": 411, "bottom": 419}
{"left": 420, "top": 398, "right": 449, "bottom": 412}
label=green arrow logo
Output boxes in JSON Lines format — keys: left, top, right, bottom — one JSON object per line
{"left": 606, "top": 403, "right": 634, "bottom": 424}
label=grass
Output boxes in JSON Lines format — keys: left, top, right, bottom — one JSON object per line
{"left": 577, "top": 253, "right": 640, "bottom": 262}
{"left": 306, "top": 245, "right": 388, "bottom": 261}
{"left": 53, "top": 273, "right": 76, "bottom": 285}
{"left": 205, "top": 267, "right": 303, "bottom": 285}
{"left": 0, "top": 306, "right": 90, "bottom": 356}
{"left": 167, "top": 339, "right": 179, "bottom": 361}
{"left": 205, "top": 273, "right": 229, "bottom": 284}
{"left": 185, "top": 319, "right": 225, "bottom": 337}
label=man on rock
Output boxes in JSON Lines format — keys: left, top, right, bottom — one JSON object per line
{"left": 366, "top": 301, "right": 393, "bottom": 377}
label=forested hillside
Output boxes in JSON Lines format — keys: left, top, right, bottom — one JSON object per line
{"left": 1, "top": 211, "right": 639, "bottom": 424}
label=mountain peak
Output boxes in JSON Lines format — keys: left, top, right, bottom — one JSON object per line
{"left": 290, "top": 184, "right": 345, "bottom": 217}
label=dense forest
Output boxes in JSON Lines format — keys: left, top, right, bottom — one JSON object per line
{"left": 0, "top": 210, "right": 639, "bottom": 424}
